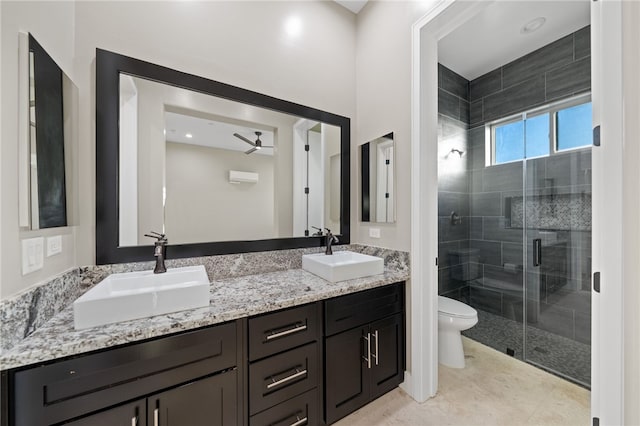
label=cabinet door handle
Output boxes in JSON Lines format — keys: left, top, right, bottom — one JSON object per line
{"left": 372, "top": 329, "right": 379, "bottom": 366}
{"left": 290, "top": 415, "right": 308, "bottom": 426}
{"left": 154, "top": 407, "right": 159, "bottom": 426}
{"left": 266, "top": 323, "right": 307, "bottom": 341}
{"left": 131, "top": 416, "right": 137, "bottom": 426}
{"left": 362, "top": 332, "right": 371, "bottom": 369}
{"left": 266, "top": 367, "right": 308, "bottom": 389}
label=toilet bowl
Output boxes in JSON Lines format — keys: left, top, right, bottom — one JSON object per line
{"left": 438, "top": 296, "right": 478, "bottom": 368}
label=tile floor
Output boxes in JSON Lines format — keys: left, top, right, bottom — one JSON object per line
{"left": 463, "top": 309, "right": 591, "bottom": 386}
{"left": 335, "top": 337, "right": 590, "bottom": 426}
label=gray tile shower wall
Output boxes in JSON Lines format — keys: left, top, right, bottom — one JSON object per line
{"left": 438, "top": 65, "right": 472, "bottom": 299}
{"left": 469, "top": 26, "right": 591, "bottom": 127}
{"left": 438, "top": 26, "right": 592, "bottom": 351}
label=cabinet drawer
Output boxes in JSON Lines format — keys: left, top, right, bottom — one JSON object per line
{"left": 249, "top": 303, "right": 318, "bottom": 361}
{"left": 250, "top": 389, "right": 318, "bottom": 426}
{"left": 249, "top": 343, "right": 318, "bottom": 415}
{"left": 325, "top": 282, "right": 404, "bottom": 336}
{"left": 12, "top": 321, "right": 237, "bottom": 426}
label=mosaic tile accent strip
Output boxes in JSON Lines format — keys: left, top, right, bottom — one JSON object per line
{"left": 509, "top": 193, "right": 591, "bottom": 231}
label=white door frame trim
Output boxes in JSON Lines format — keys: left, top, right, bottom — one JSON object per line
{"left": 407, "top": 1, "right": 624, "bottom": 422}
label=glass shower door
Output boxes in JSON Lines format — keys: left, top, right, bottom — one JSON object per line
{"left": 523, "top": 103, "right": 592, "bottom": 387}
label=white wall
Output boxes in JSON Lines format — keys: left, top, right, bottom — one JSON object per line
{"left": 622, "top": 1, "right": 640, "bottom": 423}
{"left": 0, "top": 2, "right": 77, "bottom": 299}
{"left": 165, "top": 143, "right": 275, "bottom": 243}
{"left": 72, "top": 1, "right": 356, "bottom": 269}
{"left": 0, "top": 1, "right": 356, "bottom": 299}
{"left": 354, "top": 1, "right": 432, "bottom": 251}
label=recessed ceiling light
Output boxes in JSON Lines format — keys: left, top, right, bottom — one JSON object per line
{"left": 285, "top": 16, "right": 302, "bottom": 38}
{"left": 521, "top": 17, "right": 546, "bottom": 35}
{"left": 185, "top": 133, "right": 193, "bottom": 138}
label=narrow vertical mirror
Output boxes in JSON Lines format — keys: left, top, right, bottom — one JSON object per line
{"left": 360, "top": 132, "right": 395, "bottom": 223}
{"left": 18, "top": 33, "right": 77, "bottom": 230}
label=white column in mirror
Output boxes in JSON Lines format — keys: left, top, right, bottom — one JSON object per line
{"left": 376, "top": 139, "right": 394, "bottom": 222}
{"left": 323, "top": 123, "right": 341, "bottom": 233}
{"left": 308, "top": 126, "right": 324, "bottom": 232}
{"left": 119, "top": 75, "right": 139, "bottom": 246}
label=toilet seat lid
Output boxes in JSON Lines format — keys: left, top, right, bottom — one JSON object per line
{"left": 438, "top": 296, "right": 477, "bottom": 318}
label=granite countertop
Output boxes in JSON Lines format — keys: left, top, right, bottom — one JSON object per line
{"left": 0, "top": 267, "right": 409, "bottom": 371}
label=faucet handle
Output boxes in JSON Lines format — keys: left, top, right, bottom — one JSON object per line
{"left": 144, "top": 231, "right": 167, "bottom": 242}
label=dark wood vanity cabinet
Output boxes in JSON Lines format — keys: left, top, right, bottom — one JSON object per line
{"left": 64, "top": 398, "right": 146, "bottom": 426}
{"left": 66, "top": 371, "right": 238, "bottom": 426}
{"left": 324, "top": 283, "right": 405, "bottom": 425}
{"left": 1, "top": 282, "right": 406, "bottom": 426}
{"left": 4, "top": 321, "right": 242, "bottom": 426}
{"left": 247, "top": 303, "right": 323, "bottom": 426}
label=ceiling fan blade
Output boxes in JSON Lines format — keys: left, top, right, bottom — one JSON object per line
{"left": 245, "top": 147, "right": 258, "bottom": 155}
{"left": 234, "top": 133, "right": 256, "bottom": 146}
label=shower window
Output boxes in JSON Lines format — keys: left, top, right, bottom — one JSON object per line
{"left": 490, "top": 94, "right": 592, "bottom": 165}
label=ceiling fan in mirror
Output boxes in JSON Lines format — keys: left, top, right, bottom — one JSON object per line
{"left": 233, "top": 131, "right": 273, "bottom": 154}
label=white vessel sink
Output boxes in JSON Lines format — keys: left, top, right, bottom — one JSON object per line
{"left": 302, "top": 251, "right": 384, "bottom": 283}
{"left": 73, "top": 265, "right": 210, "bottom": 330}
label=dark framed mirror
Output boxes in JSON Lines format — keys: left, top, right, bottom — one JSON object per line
{"left": 96, "top": 49, "right": 350, "bottom": 264}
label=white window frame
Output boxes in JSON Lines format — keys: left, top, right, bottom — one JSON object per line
{"left": 488, "top": 92, "right": 592, "bottom": 166}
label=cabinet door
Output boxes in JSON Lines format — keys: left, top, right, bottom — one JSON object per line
{"left": 148, "top": 370, "right": 237, "bottom": 426}
{"left": 324, "top": 325, "right": 370, "bottom": 424}
{"left": 369, "top": 314, "right": 404, "bottom": 400}
{"left": 65, "top": 399, "right": 146, "bottom": 426}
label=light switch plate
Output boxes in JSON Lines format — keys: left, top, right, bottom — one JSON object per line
{"left": 47, "top": 235, "right": 62, "bottom": 257}
{"left": 22, "top": 237, "right": 44, "bottom": 275}
{"left": 369, "top": 228, "right": 381, "bottom": 238}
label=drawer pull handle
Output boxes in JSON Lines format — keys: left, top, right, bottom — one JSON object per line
{"left": 154, "top": 407, "right": 159, "bottom": 426}
{"left": 267, "top": 368, "right": 308, "bottom": 389}
{"left": 363, "top": 332, "right": 371, "bottom": 369}
{"left": 131, "top": 416, "right": 137, "bottom": 426}
{"left": 290, "top": 416, "right": 308, "bottom": 426}
{"left": 266, "top": 323, "right": 307, "bottom": 341}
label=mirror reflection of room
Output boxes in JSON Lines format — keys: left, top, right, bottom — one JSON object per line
{"left": 360, "top": 132, "right": 395, "bottom": 223}
{"left": 118, "top": 74, "right": 341, "bottom": 246}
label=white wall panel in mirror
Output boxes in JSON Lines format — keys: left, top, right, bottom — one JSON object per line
{"left": 118, "top": 74, "right": 341, "bottom": 246}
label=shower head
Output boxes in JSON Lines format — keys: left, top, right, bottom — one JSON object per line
{"left": 448, "top": 148, "right": 465, "bottom": 158}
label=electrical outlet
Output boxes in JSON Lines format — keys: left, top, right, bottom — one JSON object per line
{"left": 369, "top": 228, "right": 381, "bottom": 238}
{"left": 47, "top": 235, "right": 62, "bottom": 257}
{"left": 22, "top": 237, "right": 44, "bottom": 275}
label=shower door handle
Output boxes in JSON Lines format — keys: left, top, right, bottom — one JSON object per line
{"left": 533, "top": 239, "right": 542, "bottom": 267}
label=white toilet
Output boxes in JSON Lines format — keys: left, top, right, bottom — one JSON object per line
{"left": 438, "top": 296, "right": 478, "bottom": 368}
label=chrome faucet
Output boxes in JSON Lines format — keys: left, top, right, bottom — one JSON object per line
{"left": 324, "top": 228, "right": 339, "bottom": 255}
{"left": 145, "top": 231, "right": 167, "bottom": 274}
